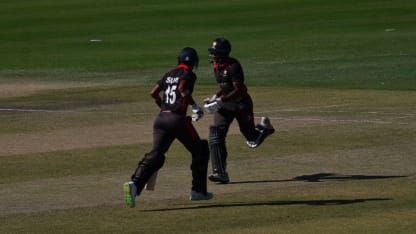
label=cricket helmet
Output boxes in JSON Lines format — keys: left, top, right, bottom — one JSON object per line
{"left": 208, "top": 38, "right": 231, "bottom": 56}
{"left": 178, "top": 47, "right": 199, "bottom": 68}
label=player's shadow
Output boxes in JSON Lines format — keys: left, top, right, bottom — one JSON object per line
{"left": 143, "top": 173, "right": 403, "bottom": 212}
{"left": 144, "top": 198, "right": 391, "bottom": 212}
{"left": 229, "top": 173, "right": 407, "bottom": 184}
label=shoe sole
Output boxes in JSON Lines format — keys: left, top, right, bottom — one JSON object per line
{"left": 190, "top": 193, "right": 214, "bottom": 201}
{"left": 258, "top": 128, "right": 275, "bottom": 146}
{"left": 123, "top": 182, "right": 135, "bottom": 208}
{"left": 247, "top": 127, "right": 275, "bottom": 149}
{"left": 190, "top": 196, "right": 213, "bottom": 201}
{"left": 208, "top": 175, "right": 230, "bottom": 184}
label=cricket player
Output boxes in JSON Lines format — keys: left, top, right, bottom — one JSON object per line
{"left": 123, "top": 47, "right": 213, "bottom": 208}
{"left": 204, "top": 38, "right": 275, "bottom": 184}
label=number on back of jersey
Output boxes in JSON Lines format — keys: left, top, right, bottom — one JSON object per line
{"left": 165, "top": 84, "right": 177, "bottom": 104}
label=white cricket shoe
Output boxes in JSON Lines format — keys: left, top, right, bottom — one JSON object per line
{"left": 246, "top": 117, "right": 275, "bottom": 148}
{"left": 189, "top": 190, "right": 214, "bottom": 201}
{"left": 123, "top": 181, "right": 137, "bottom": 208}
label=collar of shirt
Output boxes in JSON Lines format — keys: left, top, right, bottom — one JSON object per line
{"left": 177, "top": 63, "right": 191, "bottom": 70}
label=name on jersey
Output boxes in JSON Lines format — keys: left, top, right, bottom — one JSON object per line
{"left": 166, "top": 76, "right": 179, "bottom": 84}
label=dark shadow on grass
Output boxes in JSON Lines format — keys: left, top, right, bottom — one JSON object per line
{"left": 229, "top": 173, "right": 407, "bottom": 184}
{"left": 143, "top": 198, "right": 391, "bottom": 212}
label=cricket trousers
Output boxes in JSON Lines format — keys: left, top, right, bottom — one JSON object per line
{"left": 209, "top": 94, "right": 259, "bottom": 174}
{"left": 131, "top": 112, "right": 209, "bottom": 195}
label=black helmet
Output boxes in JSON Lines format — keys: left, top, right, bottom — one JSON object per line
{"left": 178, "top": 47, "right": 199, "bottom": 68}
{"left": 208, "top": 38, "right": 231, "bottom": 56}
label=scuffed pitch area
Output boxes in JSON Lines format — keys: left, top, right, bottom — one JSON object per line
{"left": 0, "top": 83, "right": 415, "bottom": 223}
{"left": 0, "top": 123, "right": 154, "bottom": 156}
{"left": 0, "top": 115, "right": 246, "bottom": 156}
{"left": 0, "top": 82, "right": 98, "bottom": 98}
{"left": 1, "top": 142, "right": 415, "bottom": 216}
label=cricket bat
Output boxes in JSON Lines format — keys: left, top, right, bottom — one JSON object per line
{"left": 145, "top": 170, "right": 158, "bottom": 191}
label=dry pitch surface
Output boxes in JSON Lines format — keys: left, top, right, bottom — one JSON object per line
{"left": 1, "top": 81, "right": 415, "bottom": 218}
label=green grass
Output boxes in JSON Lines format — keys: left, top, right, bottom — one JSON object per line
{"left": 1, "top": 179, "right": 415, "bottom": 233}
{"left": 0, "top": 144, "right": 144, "bottom": 184}
{"left": 1, "top": 0, "right": 416, "bottom": 233}
{"left": 0, "top": 85, "right": 149, "bottom": 110}
{"left": 1, "top": 0, "right": 415, "bottom": 89}
{"left": 0, "top": 85, "right": 154, "bottom": 133}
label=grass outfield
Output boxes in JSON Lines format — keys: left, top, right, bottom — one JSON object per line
{"left": 1, "top": 0, "right": 416, "bottom": 233}
{"left": 1, "top": 0, "right": 415, "bottom": 89}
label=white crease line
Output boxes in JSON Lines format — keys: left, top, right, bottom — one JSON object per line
{"left": 266, "top": 117, "right": 409, "bottom": 125}
{"left": 0, "top": 108, "right": 153, "bottom": 115}
{"left": 0, "top": 108, "right": 411, "bottom": 125}
{"left": 255, "top": 109, "right": 416, "bottom": 116}
{"left": 256, "top": 105, "right": 348, "bottom": 114}
{"left": 0, "top": 108, "right": 68, "bottom": 113}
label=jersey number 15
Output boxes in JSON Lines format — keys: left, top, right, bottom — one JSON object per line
{"left": 165, "top": 85, "right": 177, "bottom": 105}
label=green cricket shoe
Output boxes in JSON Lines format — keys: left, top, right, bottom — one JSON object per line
{"left": 123, "top": 181, "right": 137, "bottom": 208}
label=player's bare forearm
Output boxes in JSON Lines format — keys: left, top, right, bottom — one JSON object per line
{"left": 150, "top": 84, "right": 162, "bottom": 107}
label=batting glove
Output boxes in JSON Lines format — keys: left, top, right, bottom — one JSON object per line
{"left": 191, "top": 104, "right": 204, "bottom": 121}
{"left": 203, "top": 94, "right": 217, "bottom": 104}
{"left": 203, "top": 98, "right": 222, "bottom": 113}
